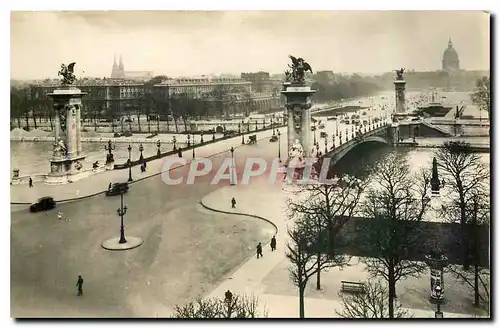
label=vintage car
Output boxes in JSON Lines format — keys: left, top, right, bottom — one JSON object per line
{"left": 30, "top": 197, "right": 56, "bottom": 213}
{"left": 269, "top": 135, "right": 278, "bottom": 142}
{"left": 247, "top": 135, "right": 257, "bottom": 144}
{"left": 105, "top": 182, "right": 129, "bottom": 196}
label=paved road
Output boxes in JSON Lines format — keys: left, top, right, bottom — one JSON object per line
{"left": 10, "top": 133, "right": 284, "bottom": 318}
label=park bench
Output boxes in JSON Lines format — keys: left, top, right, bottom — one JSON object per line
{"left": 340, "top": 281, "right": 366, "bottom": 294}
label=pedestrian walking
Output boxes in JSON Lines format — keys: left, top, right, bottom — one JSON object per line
{"left": 28, "top": 177, "right": 33, "bottom": 188}
{"left": 270, "top": 236, "right": 276, "bottom": 251}
{"left": 224, "top": 289, "right": 233, "bottom": 303}
{"left": 256, "top": 242, "right": 263, "bottom": 259}
{"left": 231, "top": 197, "right": 236, "bottom": 208}
{"left": 108, "top": 182, "right": 112, "bottom": 190}
{"left": 76, "top": 275, "right": 84, "bottom": 296}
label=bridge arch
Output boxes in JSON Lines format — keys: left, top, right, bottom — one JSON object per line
{"left": 329, "top": 135, "right": 389, "bottom": 165}
{"left": 215, "top": 125, "right": 224, "bottom": 133}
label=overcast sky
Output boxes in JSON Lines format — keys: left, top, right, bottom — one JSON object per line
{"left": 10, "top": 11, "right": 490, "bottom": 80}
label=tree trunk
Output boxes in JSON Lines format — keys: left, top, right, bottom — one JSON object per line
{"left": 459, "top": 193, "right": 469, "bottom": 269}
{"left": 316, "top": 255, "right": 321, "bottom": 290}
{"left": 17, "top": 117, "right": 21, "bottom": 129}
{"left": 299, "top": 285, "right": 306, "bottom": 318}
{"left": 157, "top": 116, "right": 160, "bottom": 133}
{"left": 474, "top": 262, "right": 480, "bottom": 306}
{"left": 25, "top": 113, "right": 30, "bottom": 130}
{"left": 48, "top": 113, "right": 53, "bottom": 131}
{"left": 388, "top": 267, "right": 396, "bottom": 318}
{"left": 32, "top": 113, "right": 37, "bottom": 129}
{"left": 147, "top": 116, "right": 151, "bottom": 133}
{"left": 174, "top": 118, "right": 179, "bottom": 133}
{"left": 183, "top": 118, "right": 188, "bottom": 132}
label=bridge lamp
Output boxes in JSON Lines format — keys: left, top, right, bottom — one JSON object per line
{"left": 324, "top": 138, "right": 328, "bottom": 154}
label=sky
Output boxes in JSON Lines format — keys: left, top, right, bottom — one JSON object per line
{"left": 10, "top": 11, "right": 490, "bottom": 80}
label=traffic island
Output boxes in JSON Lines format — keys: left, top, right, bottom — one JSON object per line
{"left": 101, "top": 236, "right": 144, "bottom": 251}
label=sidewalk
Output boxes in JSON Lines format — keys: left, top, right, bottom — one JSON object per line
{"left": 200, "top": 182, "right": 484, "bottom": 318}
{"left": 11, "top": 129, "right": 277, "bottom": 204}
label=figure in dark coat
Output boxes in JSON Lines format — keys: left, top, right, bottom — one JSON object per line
{"left": 270, "top": 236, "right": 277, "bottom": 251}
{"left": 257, "top": 242, "right": 263, "bottom": 259}
{"left": 76, "top": 275, "right": 84, "bottom": 296}
{"left": 231, "top": 197, "right": 236, "bottom": 208}
{"left": 29, "top": 177, "right": 33, "bottom": 188}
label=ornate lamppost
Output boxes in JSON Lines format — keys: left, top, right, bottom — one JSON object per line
{"left": 335, "top": 116, "right": 339, "bottom": 136}
{"left": 172, "top": 136, "right": 177, "bottom": 151}
{"left": 332, "top": 134, "right": 335, "bottom": 149}
{"left": 116, "top": 192, "right": 128, "bottom": 244}
{"left": 230, "top": 146, "right": 235, "bottom": 186}
{"left": 277, "top": 129, "right": 281, "bottom": 162}
{"left": 316, "top": 143, "right": 319, "bottom": 158}
{"left": 324, "top": 137, "right": 328, "bottom": 154}
{"left": 139, "top": 143, "right": 144, "bottom": 162}
{"left": 104, "top": 140, "right": 115, "bottom": 164}
{"left": 313, "top": 122, "right": 317, "bottom": 145}
{"left": 255, "top": 120, "right": 258, "bottom": 131}
{"left": 156, "top": 140, "right": 161, "bottom": 156}
{"left": 241, "top": 120, "right": 245, "bottom": 145}
{"left": 192, "top": 140, "right": 196, "bottom": 158}
{"left": 127, "top": 144, "right": 133, "bottom": 182}
{"left": 187, "top": 134, "right": 191, "bottom": 148}
{"left": 272, "top": 117, "right": 276, "bottom": 136}
{"left": 238, "top": 123, "right": 241, "bottom": 134}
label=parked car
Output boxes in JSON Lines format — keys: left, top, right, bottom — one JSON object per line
{"left": 30, "top": 197, "right": 56, "bottom": 213}
{"left": 105, "top": 182, "right": 129, "bottom": 196}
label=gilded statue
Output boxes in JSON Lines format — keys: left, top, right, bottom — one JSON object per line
{"left": 58, "top": 62, "right": 77, "bottom": 85}
{"left": 287, "top": 55, "right": 313, "bottom": 84}
{"left": 395, "top": 68, "right": 405, "bottom": 80}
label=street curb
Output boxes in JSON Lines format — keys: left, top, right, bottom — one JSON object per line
{"left": 10, "top": 133, "right": 274, "bottom": 205}
{"left": 199, "top": 194, "right": 278, "bottom": 234}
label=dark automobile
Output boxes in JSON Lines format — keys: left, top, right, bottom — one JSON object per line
{"left": 105, "top": 182, "right": 129, "bottom": 196}
{"left": 30, "top": 197, "right": 56, "bottom": 213}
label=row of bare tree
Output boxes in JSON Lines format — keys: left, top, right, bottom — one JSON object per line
{"left": 284, "top": 141, "right": 489, "bottom": 318}
{"left": 170, "top": 141, "right": 489, "bottom": 319}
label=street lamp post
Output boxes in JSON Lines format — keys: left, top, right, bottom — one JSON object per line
{"left": 201, "top": 132, "right": 204, "bottom": 143}
{"left": 104, "top": 140, "right": 116, "bottom": 164}
{"left": 324, "top": 137, "right": 328, "bottom": 154}
{"left": 116, "top": 192, "right": 128, "bottom": 244}
{"left": 332, "top": 134, "right": 335, "bottom": 149}
{"left": 187, "top": 134, "right": 191, "bottom": 148}
{"left": 316, "top": 143, "right": 319, "bottom": 158}
{"left": 238, "top": 123, "right": 241, "bottom": 134}
{"left": 156, "top": 140, "right": 161, "bottom": 156}
{"left": 127, "top": 144, "right": 133, "bottom": 182}
{"left": 172, "top": 136, "right": 177, "bottom": 151}
{"left": 272, "top": 117, "right": 276, "bottom": 136}
{"left": 139, "top": 143, "right": 144, "bottom": 162}
{"left": 277, "top": 129, "right": 281, "bottom": 162}
{"left": 241, "top": 120, "right": 245, "bottom": 145}
{"left": 313, "top": 122, "right": 317, "bottom": 145}
{"left": 335, "top": 116, "right": 339, "bottom": 136}
{"left": 230, "top": 146, "right": 235, "bottom": 186}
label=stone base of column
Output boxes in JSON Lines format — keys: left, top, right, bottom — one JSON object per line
{"left": 46, "top": 154, "right": 87, "bottom": 185}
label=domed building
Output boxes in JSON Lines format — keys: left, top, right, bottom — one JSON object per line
{"left": 442, "top": 38, "right": 460, "bottom": 72}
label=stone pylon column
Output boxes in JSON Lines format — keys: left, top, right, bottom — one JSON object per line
{"left": 394, "top": 79, "right": 407, "bottom": 113}
{"left": 282, "top": 83, "right": 316, "bottom": 159}
{"left": 66, "top": 104, "right": 77, "bottom": 157}
{"left": 76, "top": 105, "right": 82, "bottom": 155}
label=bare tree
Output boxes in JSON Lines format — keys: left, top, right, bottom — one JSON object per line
{"left": 172, "top": 294, "right": 267, "bottom": 318}
{"left": 287, "top": 175, "right": 365, "bottom": 291}
{"left": 435, "top": 141, "right": 489, "bottom": 269}
{"left": 470, "top": 76, "right": 490, "bottom": 122}
{"left": 446, "top": 190, "right": 490, "bottom": 310}
{"left": 336, "top": 279, "right": 412, "bottom": 318}
{"left": 358, "top": 152, "right": 431, "bottom": 318}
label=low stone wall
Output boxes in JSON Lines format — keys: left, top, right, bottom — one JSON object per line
{"left": 10, "top": 167, "right": 107, "bottom": 185}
